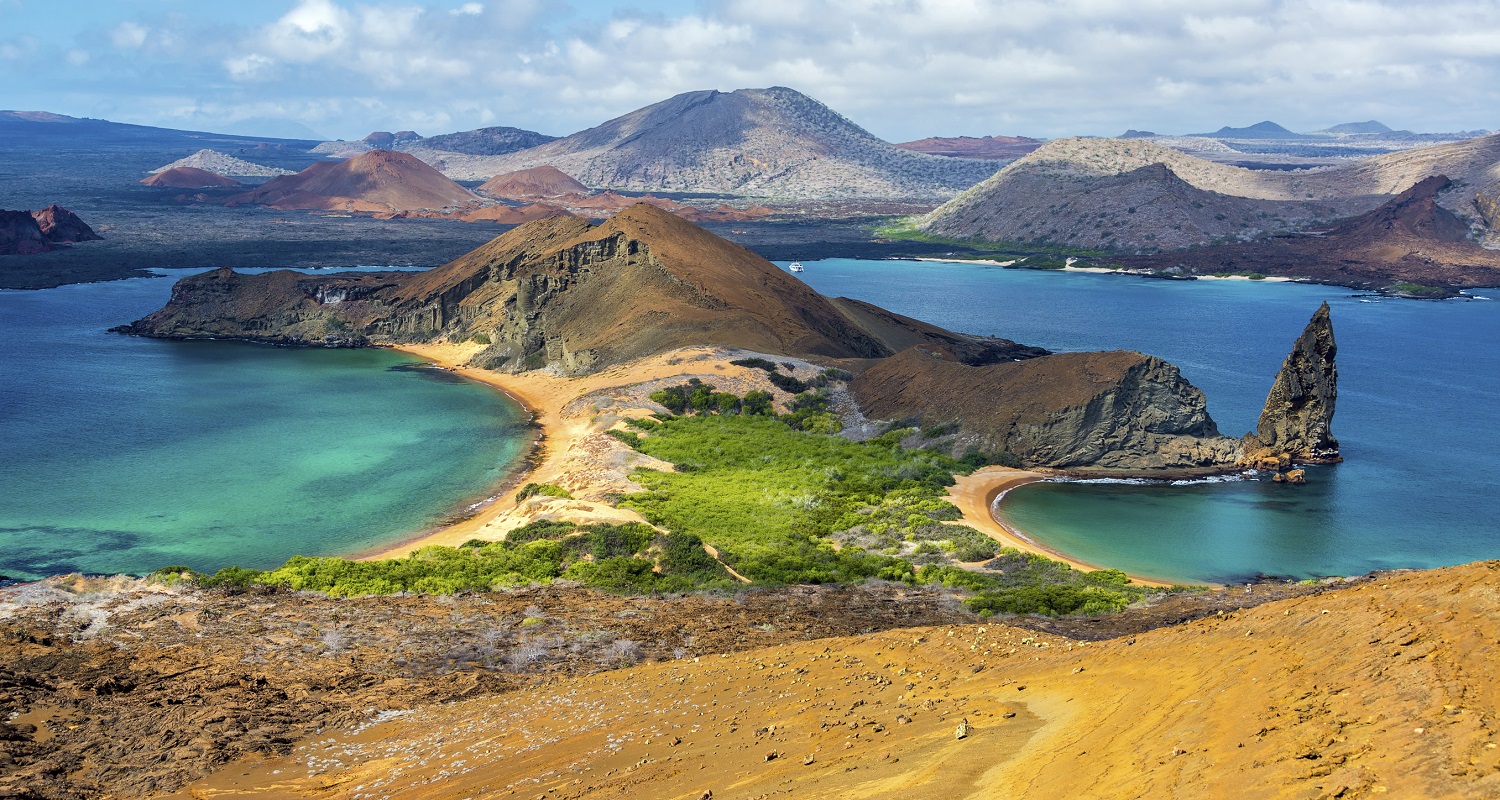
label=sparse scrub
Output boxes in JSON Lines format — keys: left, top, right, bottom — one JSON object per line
{"left": 516, "top": 482, "right": 573, "bottom": 503}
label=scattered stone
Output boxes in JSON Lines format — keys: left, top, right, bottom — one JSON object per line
{"left": 955, "top": 718, "right": 971, "bottom": 740}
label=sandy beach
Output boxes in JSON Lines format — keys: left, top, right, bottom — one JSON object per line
{"left": 362, "top": 343, "right": 1171, "bottom": 587}
{"left": 361, "top": 343, "right": 835, "bottom": 560}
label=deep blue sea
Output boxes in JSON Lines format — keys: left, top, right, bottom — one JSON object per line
{"left": 789, "top": 259, "right": 1500, "bottom": 584}
{"left": 0, "top": 269, "right": 528, "bottom": 581}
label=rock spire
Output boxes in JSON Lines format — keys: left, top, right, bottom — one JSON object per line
{"left": 1243, "top": 302, "right": 1340, "bottom": 465}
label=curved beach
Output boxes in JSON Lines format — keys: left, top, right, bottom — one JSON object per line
{"left": 362, "top": 347, "right": 1176, "bottom": 588}
{"left": 947, "top": 467, "right": 1176, "bottom": 587}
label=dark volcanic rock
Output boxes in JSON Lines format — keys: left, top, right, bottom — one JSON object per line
{"left": 1242, "top": 303, "right": 1340, "bottom": 464}
{"left": 0, "top": 210, "right": 49, "bottom": 255}
{"left": 850, "top": 347, "right": 1240, "bottom": 472}
{"left": 31, "top": 204, "right": 101, "bottom": 243}
{"left": 0, "top": 205, "right": 99, "bottom": 254}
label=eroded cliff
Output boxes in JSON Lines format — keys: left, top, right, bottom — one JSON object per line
{"left": 851, "top": 347, "right": 1241, "bottom": 471}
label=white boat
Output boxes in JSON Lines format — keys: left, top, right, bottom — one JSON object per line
{"left": 788, "top": 261, "right": 804, "bottom": 272}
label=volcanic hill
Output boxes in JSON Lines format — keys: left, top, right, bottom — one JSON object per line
{"left": 140, "top": 166, "right": 240, "bottom": 188}
{"left": 149, "top": 148, "right": 292, "bottom": 178}
{"left": 424, "top": 87, "right": 1000, "bottom": 199}
{"left": 0, "top": 205, "right": 100, "bottom": 255}
{"left": 118, "top": 203, "right": 1037, "bottom": 372}
{"left": 477, "top": 165, "right": 589, "bottom": 199}
{"left": 1121, "top": 175, "right": 1500, "bottom": 292}
{"left": 226, "top": 150, "right": 480, "bottom": 214}
{"left": 118, "top": 205, "right": 1338, "bottom": 474}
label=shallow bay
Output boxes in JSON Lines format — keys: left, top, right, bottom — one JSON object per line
{"left": 794, "top": 259, "right": 1500, "bottom": 583}
{"left": 0, "top": 270, "right": 528, "bottom": 581}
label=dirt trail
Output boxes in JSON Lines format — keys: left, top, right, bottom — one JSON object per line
{"left": 169, "top": 561, "right": 1500, "bottom": 799}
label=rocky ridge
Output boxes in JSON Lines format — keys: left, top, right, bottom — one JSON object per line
{"left": 415, "top": 87, "right": 1000, "bottom": 200}
{"left": 148, "top": 149, "right": 292, "bottom": 177}
{"left": 917, "top": 133, "right": 1500, "bottom": 250}
{"left": 851, "top": 348, "right": 1241, "bottom": 471}
{"left": 1119, "top": 175, "right": 1500, "bottom": 292}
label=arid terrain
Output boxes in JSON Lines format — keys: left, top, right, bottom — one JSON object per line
{"left": 0, "top": 566, "right": 1364, "bottom": 799}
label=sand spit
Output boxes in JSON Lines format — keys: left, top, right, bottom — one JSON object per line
{"left": 171, "top": 560, "right": 1500, "bottom": 798}
{"left": 363, "top": 344, "right": 856, "bottom": 559}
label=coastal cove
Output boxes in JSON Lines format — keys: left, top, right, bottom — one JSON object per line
{"left": 0, "top": 269, "right": 530, "bottom": 581}
{"left": 793, "top": 258, "right": 1500, "bottom": 584}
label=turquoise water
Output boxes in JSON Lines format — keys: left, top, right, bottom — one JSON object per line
{"left": 0, "top": 270, "right": 528, "bottom": 581}
{"left": 791, "top": 259, "right": 1500, "bottom": 583}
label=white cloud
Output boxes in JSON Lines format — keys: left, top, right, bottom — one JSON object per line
{"left": 11, "top": 0, "right": 1500, "bottom": 141}
{"left": 109, "top": 21, "right": 148, "bottom": 49}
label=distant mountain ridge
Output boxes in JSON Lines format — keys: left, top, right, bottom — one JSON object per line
{"left": 1318, "top": 121, "right": 1394, "bottom": 135}
{"left": 916, "top": 134, "right": 1500, "bottom": 250}
{"left": 313, "top": 126, "right": 558, "bottom": 159}
{"left": 417, "top": 87, "right": 1000, "bottom": 200}
{"left": 1191, "top": 121, "right": 1316, "bottom": 140}
{"left": 893, "top": 134, "right": 1042, "bottom": 160}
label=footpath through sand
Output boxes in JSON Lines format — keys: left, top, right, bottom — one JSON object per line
{"left": 169, "top": 560, "right": 1500, "bottom": 799}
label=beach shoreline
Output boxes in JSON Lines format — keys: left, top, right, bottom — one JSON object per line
{"left": 947, "top": 467, "right": 1178, "bottom": 588}
{"left": 358, "top": 347, "right": 1179, "bottom": 589}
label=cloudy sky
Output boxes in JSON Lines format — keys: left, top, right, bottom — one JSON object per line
{"left": 2, "top": 0, "right": 1498, "bottom": 142}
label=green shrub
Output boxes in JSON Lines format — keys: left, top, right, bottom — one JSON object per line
{"left": 516, "top": 482, "right": 573, "bottom": 504}
{"left": 470, "top": 331, "right": 492, "bottom": 345}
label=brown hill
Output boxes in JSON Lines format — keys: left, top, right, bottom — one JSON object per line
{"left": 227, "top": 150, "right": 479, "bottom": 213}
{"left": 140, "top": 166, "right": 240, "bottom": 188}
{"left": 30, "top": 204, "right": 100, "bottom": 244}
{"left": 117, "top": 204, "right": 1034, "bottom": 372}
{"left": 851, "top": 347, "right": 1239, "bottom": 470}
{"left": 171, "top": 560, "right": 1500, "bottom": 799}
{"left": 0, "top": 205, "right": 100, "bottom": 255}
{"left": 1121, "top": 175, "right": 1500, "bottom": 291}
{"left": 895, "top": 134, "right": 1043, "bottom": 160}
{"left": 476, "top": 165, "right": 588, "bottom": 199}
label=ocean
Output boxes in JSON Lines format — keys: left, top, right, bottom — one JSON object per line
{"left": 0, "top": 269, "right": 529, "bottom": 581}
{"left": 791, "top": 259, "right": 1500, "bottom": 584}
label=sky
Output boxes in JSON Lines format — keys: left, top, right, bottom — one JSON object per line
{"left": 2, "top": 0, "right": 1498, "bottom": 142}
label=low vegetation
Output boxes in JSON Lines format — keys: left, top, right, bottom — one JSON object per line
{"left": 516, "top": 482, "right": 572, "bottom": 503}
{"left": 167, "top": 386, "right": 1183, "bottom": 616}
{"left": 184, "top": 522, "right": 737, "bottom": 597}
